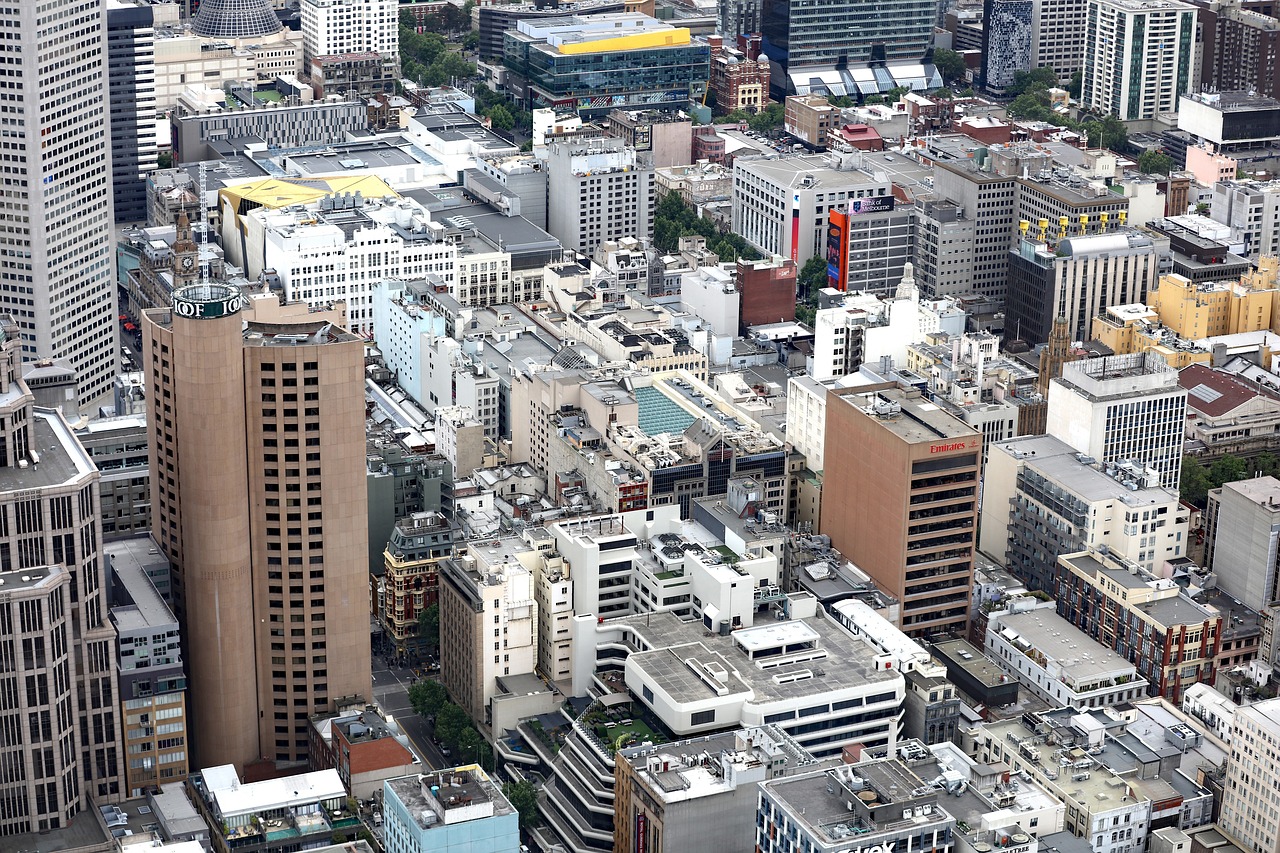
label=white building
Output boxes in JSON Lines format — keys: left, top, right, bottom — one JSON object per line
{"left": 1181, "top": 683, "right": 1238, "bottom": 742}
{"left": 985, "top": 599, "right": 1148, "bottom": 708}
{"left": 300, "top": 0, "right": 399, "bottom": 69}
{"left": 1081, "top": 0, "right": 1196, "bottom": 121}
{"left": 811, "top": 276, "right": 953, "bottom": 381}
{"left": 3, "top": 0, "right": 120, "bottom": 405}
{"left": 733, "top": 152, "right": 912, "bottom": 290}
{"left": 679, "top": 265, "right": 740, "bottom": 336}
{"left": 786, "top": 374, "right": 835, "bottom": 472}
{"left": 1047, "top": 353, "right": 1188, "bottom": 491}
{"left": 1219, "top": 698, "right": 1280, "bottom": 853}
{"left": 439, "top": 539, "right": 539, "bottom": 722}
{"left": 550, "top": 504, "right": 782, "bottom": 625}
{"left": 243, "top": 196, "right": 458, "bottom": 335}
{"left": 980, "top": 433, "right": 1189, "bottom": 589}
{"left": 572, "top": 607, "right": 906, "bottom": 757}
{"left": 546, "top": 137, "right": 655, "bottom": 255}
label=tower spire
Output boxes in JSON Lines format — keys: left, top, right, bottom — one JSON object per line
{"left": 1037, "top": 314, "right": 1076, "bottom": 396}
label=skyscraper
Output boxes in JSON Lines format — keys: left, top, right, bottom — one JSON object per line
{"left": 0, "top": 0, "right": 120, "bottom": 405}
{"left": 106, "top": 0, "right": 159, "bottom": 226}
{"left": 0, "top": 314, "right": 123, "bottom": 835}
{"left": 1081, "top": 0, "right": 1195, "bottom": 121}
{"left": 142, "top": 284, "right": 371, "bottom": 769}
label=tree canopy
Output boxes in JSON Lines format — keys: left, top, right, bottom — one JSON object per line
{"left": 408, "top": 679, "right": 447, "bottom": 718}
{"left": 1180, "top": 453, "right": 1268, "bottom": 508}
{"left": 1137, "top": 149, "right": 1173, "bottom": 175}
{"left": 503, "top": 781, "right": 541, "bottom": 829}
{"left": 653, "top": 191, "right": 761, "bottom": 262}
{"left": 932, "top": 49, "right": 967, "bottom": 85}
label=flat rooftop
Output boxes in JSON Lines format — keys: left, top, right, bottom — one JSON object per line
{"left": 620, "top": 610, "right": 898, "bottom": 706}
{"left": 933, "top": 638, "right": 1010, "bottom": 688}
{"left": 835, "top": 386, "right": 980, "bottom": 444}
{"left": 0, "top": 410, "right": 94, "bottom": 492}
{"left": 994, "top": 609, "right": 1138, "bottom": 682}
{"left": 384, "top": 767, "right": 514, "bottom": 829}
{"left": 107, "top": 537, "right": 176, "bottom": 631}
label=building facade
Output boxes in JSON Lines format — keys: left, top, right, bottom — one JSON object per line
{"left": 503, "top": 14, "right": 710, "bottom": 118}
{"left": 109, "top": 545, "right": 189, "bottom": 796}
{"left": 547, "top": 137, "right": 656, "bottom": 255}
{"left": 1046, "top": 353, "right": 1187, "bottom": 491}
{"left": 0, "top": 315, "right": 124, "bottom": 834}
{"left": 300, "top": 0, "right": 399, "bottom": 77}
{"left": 822, "top": 385, "right": 981, "bottom": 638}
{"left": 1, "top": 0, "right": 119, "bottom": 405}
{"left": 1005, "top": 231, "right": 1162, "bottom": 346}
{"left": 107, "top": 0, "right": 159, "bottom": 226}
{"left": 142, "top": 285, "right": 371, "bottom": 769}
{"left": 1056, "top": 549, "right": 1222, "bottom": 702}
{"left": 1219, "top": 698, "right": 1280, "bottom": 853}
{"left": 1204, "top": 477, "right": 1280, "bottom": 612}
{"left": 1081, "top": 0, "right": 1195, "bottom": 122}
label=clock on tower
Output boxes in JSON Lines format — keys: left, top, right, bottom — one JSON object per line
{"left": 172, "top": 210, "right": 200, "bottom": 286}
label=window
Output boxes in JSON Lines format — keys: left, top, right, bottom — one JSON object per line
{"left": 690, "top": 710, "right": 715, "bottom": 726}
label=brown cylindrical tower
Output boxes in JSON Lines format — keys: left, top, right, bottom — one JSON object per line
{"left": 144, "top": 284, "right": 259, "bottom": 769}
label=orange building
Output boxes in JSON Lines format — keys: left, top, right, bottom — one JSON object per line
{"left": 821, "top": 384, "right": 981, "bottom": 639}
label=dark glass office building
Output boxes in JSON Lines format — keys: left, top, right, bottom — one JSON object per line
{"left": 759, "top": 0, "right": 935, "bottom": 82}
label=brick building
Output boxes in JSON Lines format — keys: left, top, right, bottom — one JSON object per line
{"left": 708, "top": 35, "right": 772, "bottom": 114}
{"left": 737, "top": 256, "right": 797, "bottom": 330}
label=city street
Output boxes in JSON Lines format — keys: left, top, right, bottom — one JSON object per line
{"left": 371, "top": 656, "right": 449, "bottom": 770}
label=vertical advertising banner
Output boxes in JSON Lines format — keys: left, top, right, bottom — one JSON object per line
{"left": 827, "top": 209, "right": 849, "bottom": 291}
{"left": 791, "top": 192, "right": 801, "bottom": 263}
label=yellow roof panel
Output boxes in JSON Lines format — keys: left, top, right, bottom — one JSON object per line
{"left": 219, "top": 175, "right": 400, "bottom": 210}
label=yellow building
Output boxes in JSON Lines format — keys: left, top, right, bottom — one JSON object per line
{"left": 1090, "top": 302, "right": 1212, "bottom": 368}
{"left": 1147, "top": 263, "right": 1280, "bottom": 339}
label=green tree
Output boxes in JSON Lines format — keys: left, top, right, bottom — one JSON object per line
{"left": 520, "top": 139, "right": 533, "bottom": 152}
{"left": 798, "top": 255, "right": 827, "bottom": 300}
{"left": 721, "top": 108, "right": 752, "bottom": 125}
{"left": 457, "top": 727, "right": 485, "bottom": 764}
{"left": 1208, "top": 455, "right": 1248, "bottom": 486}
{"left": 933, "top": 87, "right": 954, "bottom": 100}
{"left": 1180, "top": 457, "right": 1212, "bottom": 508}
{"left": 1067, "top": 70, "right": 1083, "bottom": 99}
{"left": 831, "top": 95, "right": 855, "bottom": 108}
{"left": 486, "top": 104, "right": 515, "bottom": 131}
{"left": 408, "top": 679, "right": 448, "bottom": 718}
{"left": 503, "top": 781, "right": 541, "bottom": 829}
{"left": 1138, "top": 149, "right": 1173, "bottom": 175}
{"left": 932, "top": 48, "right": 967, "bottom": 85}
{"left": 157, "top": 152, "right": 173, "bottom": 169}
{"left": 748, "top": 102, "right": 784, "bottom": 132}
{"left": 1007, "top": 67, "right": 1058, "bottom": 96}
{"left": 1087, "top": 115, "right": 1129, "bottom": 153}
{"left": 416, "top": 603, "right": 439, "bottom": 652}
{"left": 434, "top": 703, "right": 470, "bottom": 749}
{"left": 463, "top": 30, "right": 479, "bottom": 50}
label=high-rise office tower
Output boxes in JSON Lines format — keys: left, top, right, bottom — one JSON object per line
{"left": 1046, "top": 353, "right": 1188, "bottom": 491}
{"left": 0, "top": 315, "right": 124, "bottom": 835}
{"left": 0, "top": 0, "right": 119, "bottom": 406}
{"left": 142, "top": 284, "right": 371, "bottom": 769}
{"left": 759, "top": 0, "right": 935, "bottom": 92}
{"left": 822, "top": 384, "right": 981, "bottom": 639}
{"left": 1030, "top": 0, "right": 1088, "bottom": 81}
{"left": 1081, "top": 0, "right": 1195, "bottom": 121}
{"left": 106, "top": 0, "right": 159, "bottom": 226}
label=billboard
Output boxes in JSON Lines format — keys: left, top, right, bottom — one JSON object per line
{"left": 827, "top": 209, "right": 849, "bottom": 291}
{"left": 848, "top": 195, "right": 896, "bottom": 215}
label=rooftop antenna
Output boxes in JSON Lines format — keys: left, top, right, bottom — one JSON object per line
{"left": 199, "top": 162, "right": 210, "bottom": 285}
